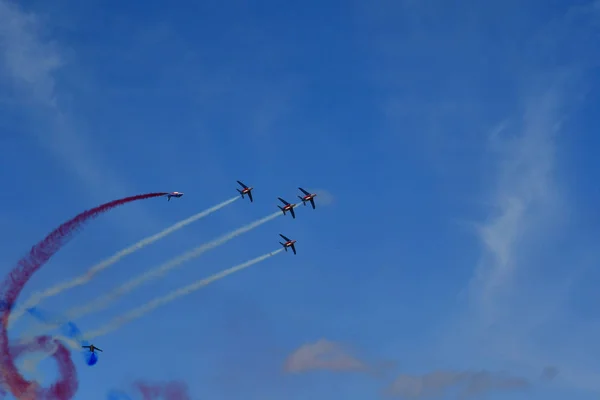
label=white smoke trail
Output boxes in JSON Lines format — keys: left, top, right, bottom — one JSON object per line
{"left": 65, "top": 211, "right": 281, "bottom": 320}
{"left": 26, "top": 248, "right": 284, "bottom": 369}
{"left": 83, "top": 248, "right": 283, "bottom": 340}
{"left": 9, "top": 196, "right": 239, "bottom": 327}
{"left": 17, "top": 210, "right": 282, "bottom": 343}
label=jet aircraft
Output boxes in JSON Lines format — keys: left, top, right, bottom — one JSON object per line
{"left": 277, "top": 197, "right": 297, "bottom": 219}
{"left": 236, "top": 181, "right": 254, "bottom": 202}
{"left": 297, "top": 187, "right": 317, "bottom": 209}
{"left": 279, "top": 234, "right": 297, "bottom": 254}
{"left": 167, "top": 192, "right": 184, "bottom": 201}
{"left": 82, "top": 344, "right": 103, "bottom": 353}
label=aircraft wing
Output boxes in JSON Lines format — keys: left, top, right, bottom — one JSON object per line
{"left": 290, "top": 243, "right": 296, "bottom": 254}
{"left": 247, "top": 191, "right": 253, "bottom": 202}
{"left": 278, "top": 197, "right": 290, "bottom": 205}
{"left": 309, "top": 198, "right": 316, "bottom": 209}
{"left": 298, "top": 187, "right": 310, "bottom": 195}
{"left": 289, "top": 207, "right": 296, "bottom": 219}
{"left": 279, "top": 234, "right": 291, "bottom": 241}
{"left": 237, "top": 180, "right": 248, "bottom": 189}
{"left": 96, "top": 347, "right": 103, "bottom": 352}
{"left": 82, "top": 345, "right": 90, "bottom": 349}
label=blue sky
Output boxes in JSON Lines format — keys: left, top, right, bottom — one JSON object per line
{"left": 0, "top": 0, "right": 599, "bottom": 399}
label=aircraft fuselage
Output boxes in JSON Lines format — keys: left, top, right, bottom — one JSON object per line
{"left": 167, "top": 192, "right": 184, "bottom": 201}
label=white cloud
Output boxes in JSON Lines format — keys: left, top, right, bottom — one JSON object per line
{"left": 469, "top": 89, "right": 562, "bottom": 323}
{"left": 463, "top": 79, "right": 600, "bottom": 393}
{"left": 0, "top": 0, "right": 127, "bottom": 198}
{"left": 283, "top": 339, "right": 367, "bottom": 373}
{"left": 0, "top": 1, "right": 62, "bottom": 105}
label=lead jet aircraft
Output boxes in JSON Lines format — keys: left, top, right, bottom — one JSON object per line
{"left": 279, "top": 234, "right": 297, "bottom": 254}
{"left": 82, "top": 344, "right": 103, "bottom": 353}
{"left": 277, "top": 197, "right": 297, "bottom": 219}
{"left": 167, "top": 192, "right": 184, "bottom": 201}
{"left": 236, "top": 180, "right": 254, "bottom": 202}
{"left": 297, "top": 187, "right": 317, "bottom": 209}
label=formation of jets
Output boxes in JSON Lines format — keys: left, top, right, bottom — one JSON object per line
{"left": 82, "top": 344, "right": 102, "bottom": 353}
{"left": 91, "top": 182, "right": 316, "bottom": 353}
{"left": 167, "top": 182, "right": 319, "bottom": 258}
{"left": 274, "top": 187, "right": 317, "bottom": 221}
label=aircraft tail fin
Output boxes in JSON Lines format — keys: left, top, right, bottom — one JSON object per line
{"left": 237, "top": 188, "right": 244, "bottom": 198}
{"left": 298, "top": 196, "right": 306, "bottom": 205}
{"left": 278, "top": 206, "right": 285, "bottom": 214}
{"left": 280, "top": 242, "right": 287, "bottom": 251}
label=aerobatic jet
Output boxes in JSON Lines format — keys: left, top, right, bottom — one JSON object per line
{"left": 277, "top": 197, "right": 297, "bottom": 219}
{"left": 279, "top": 234, "right": 297, "bottom": 254}
{"left": 82, "top": 344, "right": 103, "bottom": 353}
{"left": 297, "top": 187, "right": 317, "bottom": 209}
{"left": 236, "top": 180, "right": 254, "bottom": 202}
{"left": 167, "top": 192, "right": 184, "bottom": 201}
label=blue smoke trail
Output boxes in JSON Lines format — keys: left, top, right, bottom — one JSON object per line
{"left": 25, "top": 307, "right": 99, "bottom": 366}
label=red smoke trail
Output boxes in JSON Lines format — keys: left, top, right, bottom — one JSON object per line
{"left": 134, "top": 381, "right": 191, "bottom": 400}
{"left": 0, "top": 192, "right": 168, "bottom": 400}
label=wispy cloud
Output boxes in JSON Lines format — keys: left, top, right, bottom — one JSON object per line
{"left": 284, "top": 339, "right": 541, "bottom": 398}
{"left": 0, "top": 0, "right": 162, "bottom": 237}
{"left": 462, "top": 70, "right": 600, "bottom": 393}
{"left": 0, "top": 0, "right": 130, "bottom": 199}
{"left": 469, "top": 87, "right": 563, "bottom": 323}
{"left": 384, "top": 370, "right": 530, "bottom": 399}
{"left": 0, "top": 1, "right": 61, "bottom": 105}
{"left": 283, "top": 339, "right": 368, "bottom": 373}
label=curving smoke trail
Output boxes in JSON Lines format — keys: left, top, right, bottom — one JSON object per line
{"left": 84, "top": 248, "right": 283, "bottom": 340}
{"left": 64, "top": 211, "right": 282, "bottom": 321}
{"left": 15, "top": 211, "right": 283, "bottom": 360}
{"left": 9, "top": 196, "right": 239, "bottom": 328}
{"left": 17, "top": 247, "right": 281, "bottom": 397}
{"left": 24, "top": 307, "right": 97, "bottom": 367}
{"left": 11, "top": 307, "right": 95, "bottom": 381}
{"left": 0, "top": 192, "right": 167, "bottom": 400}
